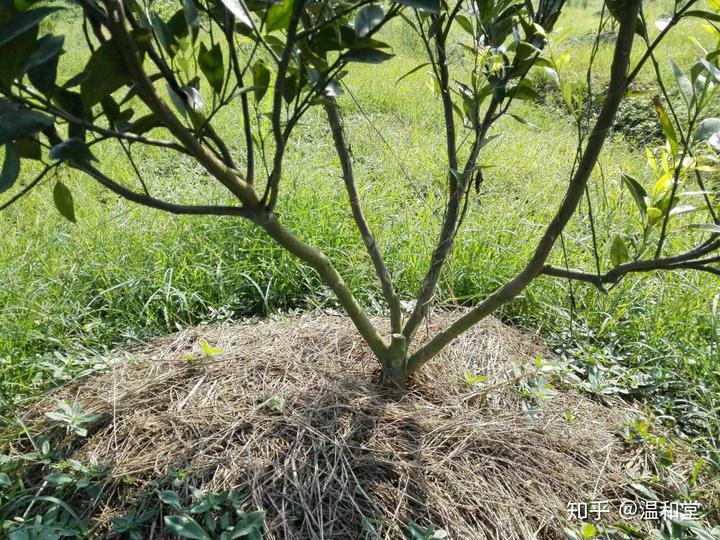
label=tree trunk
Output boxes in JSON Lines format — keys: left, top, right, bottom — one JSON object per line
{"left": 380, "top": 334, "right": 410, "bottom": 387}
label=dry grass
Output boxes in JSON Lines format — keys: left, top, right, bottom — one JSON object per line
{"left": 17, "top": 313, "right": 702, "bottom": 539}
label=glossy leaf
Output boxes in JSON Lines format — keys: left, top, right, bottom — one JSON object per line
{"left": 0, "top": 109, "right": 54, "bottom": 145}
{"left": 229, "top": 511, "right": 266, "bottom": 536}
{"left": 688, "top": 223, "right": 720, "bottom": 233}
{"left": 159, "top": 490, "right": 183, "bottom": 510}
{"left": 621, "top": 173, "right": 648, "bottom": 218}
{"left": 0, "top": 143, "right": 20, "bottom": 193}
{"left": 266, "top": 0, "right": 294, "bottom": 32}
{"left": 653, "top": 98, "right": 678, "bottom": 157}
{"left": 252, "top": 60, "right": 270, "bottom": 102}
{"left": 49, "top": 138, "right": 97, "bottom": 163}
{"left": 0, "top": 6, "right": 61, "bottom": 47}
{"left": 344, "top": 48, "right": 394, "bottom": 64}
{"left": 151, "top": 12, "right": 173, "bottom": 55}
{"left": 80, "top": 39, "right": 130, "bottom": 107}
{"left": 393, "top": 0, "right": 439, "bottom": 14}
{"left": 694, "top": 117, "right": 720, "bottom": 150}
{"left": 198, "top": 42, "right": 224, "bottom": 95}
{"left": 181, "top": 86, "right": 205, "bottom": 114}
{"left": 395, "top": 62, "right": 430, "bottom": 85}
{"left": 164, "top": 515, "right": 211, "bottom": 540}
{"left": 699, "top": 58, "right": 720, "bottom": 84}
{"left": 22, "top": 33, "right": 64, "bottom": 74}
{"left": 14, "top": 136, "right": 41, "bottom": 159}
{"left": 669, "top": 58, "right": 693, "bottom": 104}
{"left": 218, "top": 0, "right": 252, "bottom": 27}
{"left": 355, "top": 5, "right": 384, "bottom": 38}
{"left": 183, "top": 0, "right": 199, "bottom": 33}
{"left": 610, "top": 236, "right": 629, "bottom": 267}
{"left": 53, "top": 181, "right": 76, "bottom": 223}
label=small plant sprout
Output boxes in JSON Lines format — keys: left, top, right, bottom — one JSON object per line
{"left": 262, "top": 395, "right": 285, "bottom": 413}
{"left": 184, "top": 340, "right": 224, "bottom": 364}
{"left": 408, "top": 521, "right": 448, "bottom": 540}
{"left": 463, "top": 372, "right": 488, "bottom": 386}
{"left": 200, "top": 341, "right": 224, "bottom": 357}
{"left": 160, "top": 487, "right": 265, "bottom": 540}
{"left": 44, "top": 400, "right": 99, "bottom": 437}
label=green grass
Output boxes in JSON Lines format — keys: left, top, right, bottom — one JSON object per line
{"left": 1, "top": 1, "right": 719, "bottom": 458}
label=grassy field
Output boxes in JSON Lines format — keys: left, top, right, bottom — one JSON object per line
{"left": 1, "top": 0, "right": 719, "bottom": 458}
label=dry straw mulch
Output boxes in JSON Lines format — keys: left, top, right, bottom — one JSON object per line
{"left": 19, "top": 313, "right": 696, "bottom": 539}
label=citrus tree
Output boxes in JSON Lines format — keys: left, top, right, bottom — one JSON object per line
{"left": 1, "top": 0, "right": 719, "bottom": 385}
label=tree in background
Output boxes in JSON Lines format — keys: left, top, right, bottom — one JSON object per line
{"left": 1, "top": 0, "right": 719, "bottom": 385}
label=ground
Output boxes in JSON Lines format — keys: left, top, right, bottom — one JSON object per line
{"left": 16, "top": 313, "right": 714, "bottom": 539}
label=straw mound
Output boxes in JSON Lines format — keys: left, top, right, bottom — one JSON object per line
{"left": 24, "top": 313, "right": 669, "bottom": 539}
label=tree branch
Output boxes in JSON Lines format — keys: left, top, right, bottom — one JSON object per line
{"left": 406, "top": 0, "right": 643, "bottom": 373}
{"left": 324, "top": 100, "right": 402, "bottom": 334}
{"left": 104, "top": 0, "right": 259, "bottom": 208}
{"left": 257, "top": 212, "right": 390, "bottom": 359}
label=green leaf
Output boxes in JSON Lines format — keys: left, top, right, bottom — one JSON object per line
{"left": 699, "top": 58, "right": 720, "bottom": 85}
{"left": 164, "top": 515, "right": 211, "bottom": 540}
{"left": 0, "top": 143, "right": 20, "bottom": 193}
{"left": 200, "top": 340, "right": 223, "bottom": 356}
{"left": 22, "top": 33, "right": 64, "bottom": 74}
{"left": 509, "top": 80, "right": 540, "bottom": 101}
{"left": 151, "top": 12, "right": 173, "bottom": 56}
{"left": 694, "top": 117, "right": 720, "bottom": 150}
{"left": 688, "top": 223, "right": 720, "bottom": 233}
{"left": 683, "top": 10, "right": 720, "bottom": 24}
{"left": 49, "top": 138, "right": 97, "bottom": 163}
{"left": 630, "top": 481, "right": 658, "bottom": 500}
{"left": 647, "top": 206, "right": 663, "bottom": 226}
{"left": 563, "top": 528, "right": 581, "bottom": 540}
{"left": 159, "top": 490, "right": 183, "bottom": 510}
{"left": 395, "top": 62, "right": 430, "bottom": 86}
{"left": 0, "top": 6, "right": 61, "bottom": 47}
{"left": 14, "top": 136, "right": 41, "bottom": 160}
{"left": 130, "top": 114, "right": 163, "bottom": 135}
{"left": 28, "top": 51, "right": 59, "bottom": 95}
{"left": 228, "top": 511, "right": 265, "bottom": 537}
{"left": 393, "top": 0, "right": 439, "bottom": 14}
{"left": 345, "top": 48, "right": 394, "bottom": 64}
{"left": 81, "top": 39, "right": 130, "bottom": 108}
{"left": 266, "top": 0, "right": 294, "bottom": 32}
{"left": 0, "top": 24, "right": 38, "bottom": 87}
{"left": 508, "top": 113, "right": 537, "bottom": 128}
{"left": 167, "top": 84, "right": 188, "bottom": 117}
{"left": 44, "top": 472, "right": 74, "bottom": 485}
{"left": 455, "top": 14, "right": 474, "bottom": 36}
{"left": 181, "top": 86, "right": 204, "bottom": 115}
{"left": 218, "top": 0, "right": 252, "bottom": 27}
{"left": 308, "top": 25, "right": 354, "bottom": 54}
{"left": 0, "top": 109, "right": 54, "bottom": 145}
{"left": 183, "top": 0, "right": 199, "bottom": 33}
{"left": 252, "top": 60, "right": 270, "bottom": 102}
{"left": 610, "top": 235, "right": 629, "bottom": 267}
{"left": 168, "top": 8, "right": 197, "bottom": 47}
{"left": 653, "top": 98, "right": 678, "bottom": 157}
{"left": 355, "top": 5, "right": 384, "bottom": 38}
{"left": 669, "top": 58, "right": 693, "bottom": 104}
{"left": 53, "top": 181, "right": 76, "bottom": 223}
{"left": 0, "top": 472, "right": 10, "bottom": 487}
{"left": 581, "top": 523, "right": 597, "bottom": 539}
{"left": 198, "top": 42, "right": 224, "bottom": 95}
{"left": 620, "top": 173, "right": 647, "bottom": 218}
